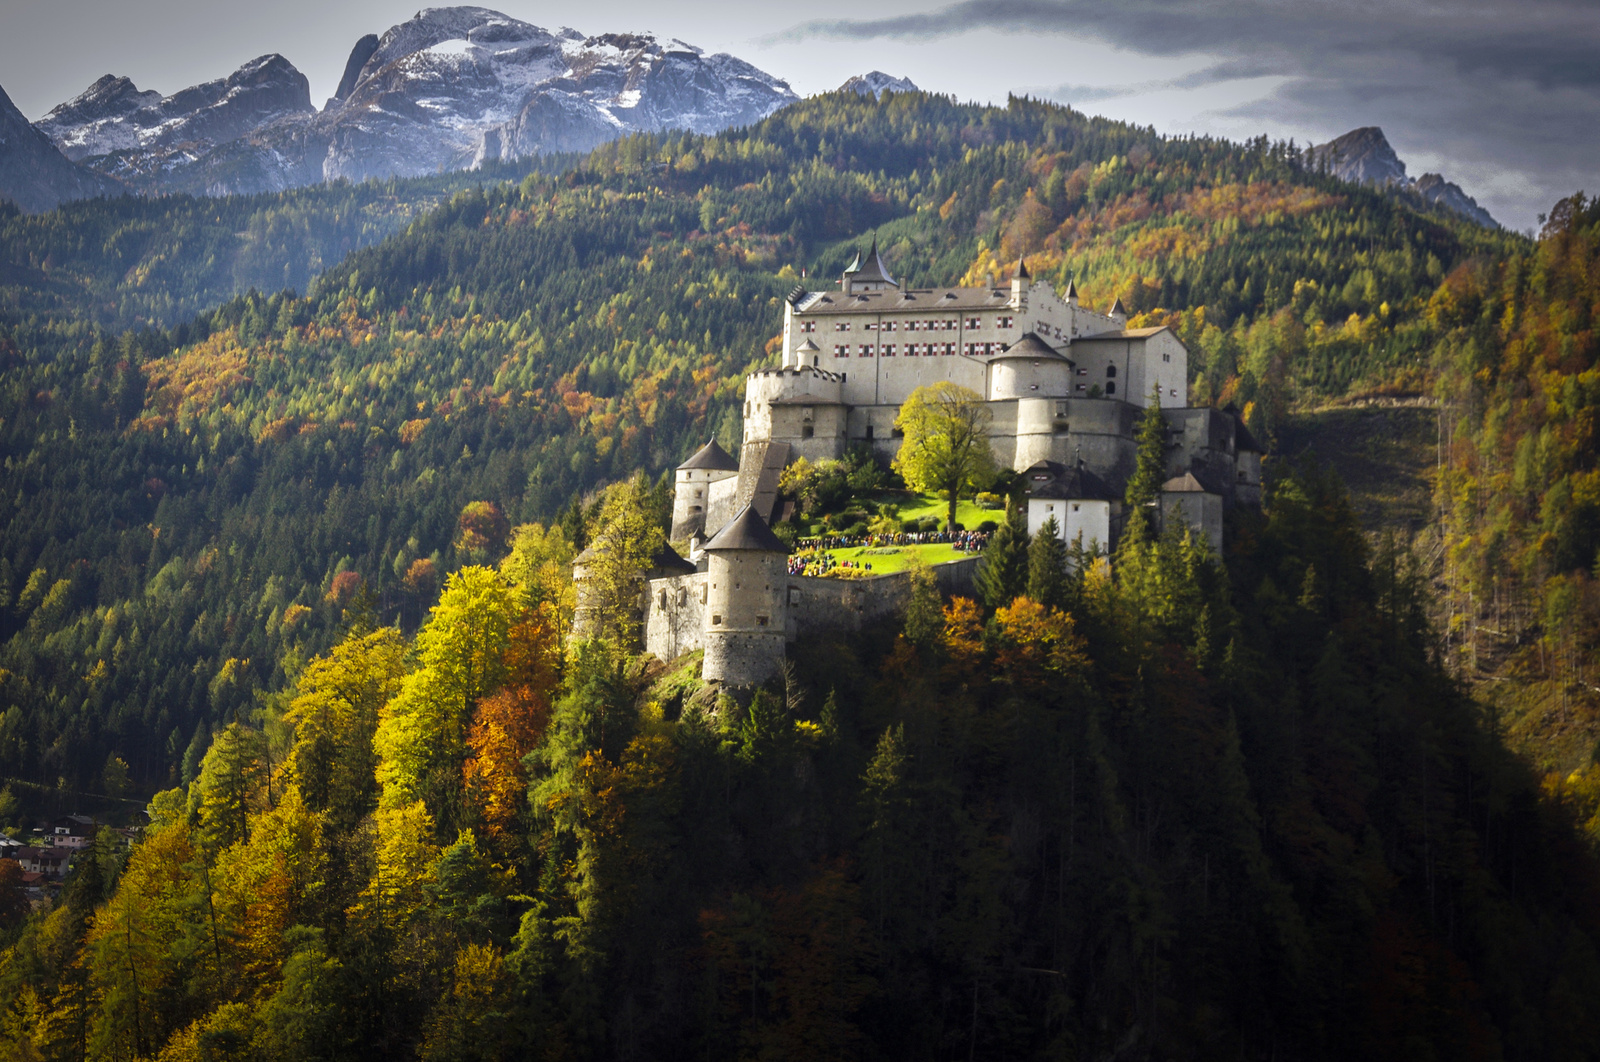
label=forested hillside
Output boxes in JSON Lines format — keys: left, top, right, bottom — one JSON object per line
{"left": 6, "top": 472, "right": 1600, "bottom": 1061}
{"left": 0, "top": 92, "right": 1529, "bottom": 796}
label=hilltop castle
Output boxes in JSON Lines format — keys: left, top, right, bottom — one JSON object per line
{"left": 631, "top": 243, "right": 1263, "bottom": 686}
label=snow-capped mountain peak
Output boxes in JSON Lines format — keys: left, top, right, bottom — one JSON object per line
{"left": 34, "top": 6, "right": 798, "bottom": 197}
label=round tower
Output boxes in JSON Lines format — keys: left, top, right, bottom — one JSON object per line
{"left": 670, "top": 439, "right": 740, "bottom": 542}
{"left": 700, "top": 504, "right": 789, "bottom": 687}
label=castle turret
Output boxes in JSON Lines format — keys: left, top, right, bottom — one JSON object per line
{"left": 842, "top": 234, "right": 898, "bottom": 295}
{"left": 671, "top": 439, "right": 740, "bottom": 542}
{"left": 1010, "top": 257, "right": 1030, "bottom": 306}
{"left": 700, "top": 505, "right": 789, "bottom": 686}
{"left": 1107, "top": 296, "right": 1128, "bottom": 326}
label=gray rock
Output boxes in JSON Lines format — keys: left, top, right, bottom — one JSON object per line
{"left": 1309, "top": 126, "right": 1498, "bottom": 229}
{"left": 0, "top": 81, "right": 123, "bottom": 212}
{"left": 838, "top": 71, "right": 919, "bottom": 99}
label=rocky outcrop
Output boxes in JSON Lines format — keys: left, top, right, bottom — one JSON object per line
{"left": 34, "top": 7, "right": 798, "bottom": 197}
{"left": 1309, "top": 126, "right": 1498, "bottom": 229}
{"left": 331, "top": 34, "right": 380, "bottom": 105}
{"left": 37, "top": 55, "right": 314, "bottom": 163}
{"left": 0, "top": 82, "right": 122, "bottom": 213}
{"left": 838, "top": 72, "right": 919, "bottom": 98}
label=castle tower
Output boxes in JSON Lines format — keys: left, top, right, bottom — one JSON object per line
{"left": 670, "top": 439, "right": 740, "bottom": 542}
{"left": 700, "top": 504, "right": 789, "bottom": 686}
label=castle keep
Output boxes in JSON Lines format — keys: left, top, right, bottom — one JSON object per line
{"left": 637, "top": 243, "right": 1263, "bottom": 686}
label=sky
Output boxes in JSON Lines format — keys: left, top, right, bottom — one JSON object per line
{"left": 2, "top": 0, "right": 1594, "bottom": 232}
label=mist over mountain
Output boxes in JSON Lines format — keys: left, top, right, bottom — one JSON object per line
{"left": 0, "top": 83, "right": 121, "bottom": 213}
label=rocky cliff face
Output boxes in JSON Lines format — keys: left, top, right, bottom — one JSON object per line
{"left": 839, "top": 72, "right": 919, "bottom": 98}
{"left": 34, "top": 6, "right": 797, "bottom": 197}
{"left": 37, "top": 55, "right": 314, "bottom": 164}
{"left": 1309, "top": 126, "right": 1498, "bottom": 228}
{"left": 0, "top": 82, "right": 122, "bottom": 213}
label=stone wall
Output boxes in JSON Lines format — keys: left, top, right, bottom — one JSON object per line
{"left": 645, "top": 572, "right": 705, "bottom": 662}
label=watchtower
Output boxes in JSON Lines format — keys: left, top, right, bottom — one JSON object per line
{"left": 700, "top": 504, "right": 789, "bottom": 686}
{"left": 670, "top": 438, "right": 739, "bottom": 541}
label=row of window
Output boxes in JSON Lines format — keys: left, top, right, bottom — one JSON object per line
{"left": 832, "top": 343, "right": 963, "bottom": 357}
{"left": 810, "top": 316, "right": 1016, "bottom": 334}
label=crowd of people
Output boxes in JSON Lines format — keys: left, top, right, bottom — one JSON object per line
{"left": 797, "top": 528, "right": 991, "bottom": 554}
{"left": 785, "top": 528, "right": 992, "bottom": 578}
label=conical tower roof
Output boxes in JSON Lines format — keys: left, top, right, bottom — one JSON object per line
{"left": 678, "top": 438, "right": 739, "bottom": 471}
{"left": 1108, "top": 296, "right": 1127, "bottom": 317}
{"left": 1012, "top": 257, "right": 1030, "bottom": 280}
{"left": 703, "top": 504, "right": 787, "bottom": 553}
{"left": 845, "top": 233, "right": 896, "bottom": 287}
{"left": 995, "top": 333, "right": 1071, "bottom": 361}
{"left": 1063, "top": 278, "right": 1078, "bottom": 300}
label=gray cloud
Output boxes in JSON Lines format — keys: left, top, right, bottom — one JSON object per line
{"left": 771, "top": 0, "right": 1600, "bottom": 228}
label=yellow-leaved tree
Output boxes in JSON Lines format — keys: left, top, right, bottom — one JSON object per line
{"left": 892, "top": 382, "right": 996, "bottom": 532}
{"left": 374, "top": 566, "right": 518, "bottom": 837}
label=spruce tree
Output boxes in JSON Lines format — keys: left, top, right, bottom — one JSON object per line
{"left": 1027, "top": 515, "right": 1069, "bottom": 609}
{"left": 978, "top": 502, "right": 1030, "bottom": 608}
{"left": 1124, "top": 386, "right": 1169, "bottom": 539}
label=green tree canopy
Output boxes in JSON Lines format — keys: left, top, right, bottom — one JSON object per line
{"left": 892, "top": 382, "right": 997, "bottom": 532}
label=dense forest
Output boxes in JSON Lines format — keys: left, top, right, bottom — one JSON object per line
{"left": 0, "top": 86, "right": 1598, "bottom": 1059}
{"left": 6, "top": 469, "right": 1600, "bottom": 1060}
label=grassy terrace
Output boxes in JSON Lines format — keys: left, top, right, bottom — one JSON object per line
{"left": 791, "top": 541, "right": 981, "bottom": 576}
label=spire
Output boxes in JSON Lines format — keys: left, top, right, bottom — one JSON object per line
{"left": 1108, "top": 296, "right": 1126, "bottom": 319}
{"left": 1012, "top": 257, "right": 1030, "bottom": 280}
{"left": 1063, "top": 278, "right": 1078, "bottom": 303}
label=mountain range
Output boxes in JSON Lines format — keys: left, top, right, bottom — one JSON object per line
{"left": 0, "top": 10, "right": 1499, "bottom": 231}
{"left": 25, "top": 7, "right": 798, "bottom": 198}
{"left": 1309, "top": 126, "right": 1499, "bottom": 228}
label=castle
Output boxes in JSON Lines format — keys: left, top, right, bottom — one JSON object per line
{"left": 628, "top": 242, "right": 1263, "bottom": 686}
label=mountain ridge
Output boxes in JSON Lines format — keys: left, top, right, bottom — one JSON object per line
{"left": 1310, "top": 125, "right": 1498, "bottom": 228}
{"left": 30, "top": 7, "right": 797, "bottom": 198}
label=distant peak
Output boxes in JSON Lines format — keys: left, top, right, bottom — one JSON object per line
{"left": 838, "top": 71, "right": 918, "bottom": 99}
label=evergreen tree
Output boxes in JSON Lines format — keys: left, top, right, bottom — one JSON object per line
{"left": 1124, "top": 387, "right": 1168, "bottom": 539}
{"left": 978, "top": 502, "right": 1030, "bottom": 608}
{"left": 1026, "top": 515, "right": 1069, "bottom": 610}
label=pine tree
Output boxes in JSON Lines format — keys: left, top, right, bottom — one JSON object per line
{"left": 1124, "top": 387, "right": 1168, "bottom": 539}
{"left": 978, "top": 502, "right": 1030, "bottom": 608}
{"left": 1027, "top": 515, "right": 1069, "bottom": 610}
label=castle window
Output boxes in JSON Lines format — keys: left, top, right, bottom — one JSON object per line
{"left": 859, "top": 344, "right": 874, "bottom": 357}
{"left": 658, "top": 590, "right": 667, "bottom": 609}
{"left": 882, "top": 344, "right": 895, "bottom": 356}
{"left": 712, "top": 615, "right": 722, "bottom": 625}
{"left": 1105, "top": 382, "right": 1116, "bottom": 396}
{"left": 881, "top": 321, "right": 896, "bottom": 332}
{"left": 999, "top": 316, "right": 1014, "bottom": 328}
{"left": 864, "top": 322, "right": 877, "bottom": 331}
{"left": 942, "top": 343, "right": 955, "bottom": 355}
{"left": 1077, "top": 368, "right": 1088, "bottom": 376}
{"left": 966, "top": 317, "right": 982, "bottom": 329}
{"left": 802, "top": 425, "right": 814, "bottom": 438}
{"left": 1072, "top": 504, "right": 1080, "bottom": 512}
{"left": 835, "top": 322, "right": 850, "bottom": 331}
{"left": 1105, "top": 365, "right": 1117, "bottom": 377}
{"left": 1161, "top": 352, "right": 1169, "bottom": 362}
{"left": 906, "top": 320, "right": 919, "bottom": 331}
{"left": 1076, "top": 384, "right": 1087, "bottom": 391}
{"left": 757, "top": 616, "right": 769, "bottom": 627}
{"left": 800, "top": 321, "right": 816, "bottom": 333}
{"left": 788, "top": 587, "right": 800, "bottom": 605}
{"left": 691, "top": 505, "right": 702, "bottom": 513}
{"left": 1170, "top": 388, "right": 1178, "bottom": 398}
{"left": 678, "top": 588, "right": 688, "bottom": 606}
{"left": 700, "top": 585, "right": 707, "bottom": 603}
{"left": 834, "top": 345, "right": 848, "bottom": 357}
{"left": 865, "top": 425, "right": 874, "bottom": 440}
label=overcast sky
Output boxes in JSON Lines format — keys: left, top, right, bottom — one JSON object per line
{"left": 3, "top": 0, "right": 1593, "bottom": 231}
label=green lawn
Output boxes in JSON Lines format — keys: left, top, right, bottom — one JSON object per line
{"left": 877, "top": 492, "right": 1001, "bottom": 530}
{"left": 798, "top": 541, "right": 975, "bottom": 575}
